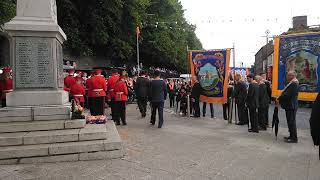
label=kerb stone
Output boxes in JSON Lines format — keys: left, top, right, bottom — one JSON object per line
{"left": 20, "top": 154, "right": 79, "bottom": 164}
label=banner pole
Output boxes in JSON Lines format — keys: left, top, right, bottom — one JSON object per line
{"left": 136, "top": 28, "right": 140, "bottom": 76}
{"left": 233, "top": 43, "right": 238, "bottom": 124}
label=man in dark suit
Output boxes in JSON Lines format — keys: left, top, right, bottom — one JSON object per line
{"left": 223, "top": 84, "right": 234, "bottom": 120}
{"left": 149, "top": 71, "right": 167, "bottom": 128}
{"left": 257, "top": 75, "right": 270, "bottom": 130}
{"left": 246, "top": 74, "right": 259, "bottom": 133}
{"left": 234, "top": 74, "right": 248, "bottom": 125}
{"left": 135, "top": 71, "right": 150, "bottom": 118}
{"left": 278, "top": 71, "right": 299, "bottom": 143}
{"left": 260, "top": 73, "right": 272, "bottom": 126}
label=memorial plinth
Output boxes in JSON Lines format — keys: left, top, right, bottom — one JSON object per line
{"left": 4, "top": 0, "right": 67, "bottom": 106}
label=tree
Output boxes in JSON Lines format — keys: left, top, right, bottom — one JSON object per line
{"left": 0, "top": 0, "right": 16, "bottom": 31}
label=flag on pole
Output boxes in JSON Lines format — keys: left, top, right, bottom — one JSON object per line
{"left": 136, "top": 27, "right": 140, "bottom": 38}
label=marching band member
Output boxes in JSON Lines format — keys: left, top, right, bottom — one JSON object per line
{"left": 70, "top": 77, "right": 86, "bottom": 107}
{"left": 0, "top": 67, "right": 13, "bottom": 107}
{"left": 87, "top": 69, "right": 107, "bottom": 116}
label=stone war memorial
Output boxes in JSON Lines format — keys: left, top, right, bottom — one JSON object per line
{"left": 0, "top": 0, "right": 123, "bottom": 164}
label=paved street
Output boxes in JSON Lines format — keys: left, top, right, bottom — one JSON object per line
{"left": 0, "top": 103, "right": 319, "bottom": 180}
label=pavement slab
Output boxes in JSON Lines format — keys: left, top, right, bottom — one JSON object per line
{"left": 0, "top": 103, "right": 319, "bottom": 180}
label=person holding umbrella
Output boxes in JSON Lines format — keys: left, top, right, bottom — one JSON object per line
{"left": 277, "top": 71, "right": 299, "bottom": 143}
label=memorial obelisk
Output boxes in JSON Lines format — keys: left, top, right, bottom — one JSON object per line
{"left": 4, "top": 0, "right": 68, "bottom": 108}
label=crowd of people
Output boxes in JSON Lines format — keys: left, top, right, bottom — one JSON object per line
{"left": 0, "top": 65, "right": 301, "bottom": 143}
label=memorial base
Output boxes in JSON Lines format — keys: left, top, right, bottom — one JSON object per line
{"left": 7, "top": 90, "right": 68, "bottom": 106}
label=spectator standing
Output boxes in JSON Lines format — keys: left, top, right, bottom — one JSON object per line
{"left": 234, "top": 74, "right": 248, "bottom": 125}
{"left": 257, "top": 75, "right": 269, "bottom": 130}
{"left": 168, "top": 80, "right": 176, "bottom": 108}
{"left": 246, "top": 74, "right": 259, "bottom": 133}
{"left": 278, "top": 71, "right": 299, "bottom": 143}
{"left": 149, "top": 71, "right": 167, "bottom": 128}
{"left": 191, "top": 78, "right": 201, "bottom": 118}
{"left": 223, "top": 84, "right": 234, "bottom": 120}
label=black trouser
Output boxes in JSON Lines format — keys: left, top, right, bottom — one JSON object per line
{"left": 110, "top": 98, "right": 116, "bottom": 120}
{"left": 258, "top": 107, "right": 267, "bottom": 129}
{"left": 237, "top": 103, "right": 248, "bottom": 124}
{"left": 1, "top": 99, "right": 6, "bottom": 108}
{"left": 169, "top": 94, "right": 175, "bottom": 108}
{"left": 151, "top": 102, "right": 164, "bottom": 128}
{"left": 223, "top": 101, "right": 230, "bottom": 120}
{"left": 114, "top": 101, "right": 126, "bottom": 125}
{"left": 137, "top": 97, "right": 148, "bottom": 117}
{"left": 89, "top": 97, "right": 105, "bottom": 116}
{"left": 285, "top": 109, "right": 298, "bottom": 140}
{"left": 248, "top": 107, "right": 259, "bottom": 131}
{"left": 265, "top": 104, "right": 269, "bottom": 126}
{"left": 192, "top": 98, "right": 200, "bottom": 117}
{"left": 203, "top": 102, "right": 214, "bottom": 117}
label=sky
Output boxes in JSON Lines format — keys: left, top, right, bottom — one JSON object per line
{"left": 180, "top": 0, "right": 320, "bottom": 67}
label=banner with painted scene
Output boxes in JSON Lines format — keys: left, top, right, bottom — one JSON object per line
{"left": 189, "top": 49, "right": 231, "bottom": 104}
{"left": 273, "top": 33, "right": 320, "bottom": 101}
{"left": 229, "top": 67, "right": 251, "bottom": 81}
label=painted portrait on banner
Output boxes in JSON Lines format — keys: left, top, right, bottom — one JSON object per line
{"left": 189, "top": 49, "right": 231, "bottom": 104}
{"left": 273, "top": 33, "right": 320, "bottom": 101}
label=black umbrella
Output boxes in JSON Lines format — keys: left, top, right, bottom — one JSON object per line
{"left": 272, "top": 106, "right": 279, "bottom": 140}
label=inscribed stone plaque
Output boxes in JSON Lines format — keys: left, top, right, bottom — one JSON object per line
{"left": 56, "top": 40, "right": 64, "bottom": 88}
{"left": 15, "top": 37, "right": 54, "bottom": 88}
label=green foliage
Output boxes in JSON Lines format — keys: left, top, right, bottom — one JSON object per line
{"left": 0, "top": 0, "right": 202, "bottom": 72}
{"left": 0, "top": 0, "right": 16, "bottom": 31}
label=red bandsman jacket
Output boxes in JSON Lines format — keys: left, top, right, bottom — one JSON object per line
{"left": 107, "top": 74, "right": 120, "bottom": 99}
{"left": 64, "top": 75, "right": 76, "bottom": 92}
{"left": 70, "top": 83, "right": 86, "bottom": 103}
{"left": 113, "top": 81, "right": 128, "bottom": 102}
{"left": 0, "top": 78, "right": 13, "bottom": 100}
{"left": 86, "top": 75, "right": 107, "bottom": 97}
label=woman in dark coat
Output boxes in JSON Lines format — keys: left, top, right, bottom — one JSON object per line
{"left": 310, "top": 93, "right": 320, "bottom": 146}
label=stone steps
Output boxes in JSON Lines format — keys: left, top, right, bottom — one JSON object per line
{"left": 0, "top": 121, "right": 124, "bottom": 164}
{"left": 0, "top": 119, "right": 85, "bottom": 133}
{"left": 0, "top": 124, "right": 107, "bottom": 146}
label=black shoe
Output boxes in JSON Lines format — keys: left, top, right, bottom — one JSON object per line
{"left": 150, "top": 121, "right": 155, "bottom": 125}
{"left": 116, "top": 123, "right": 121, "bottom": 126}
{"left": 142, "top": 114, "right": 146, "bottom": 118}
{"left": 203, "top": 114, "right": 205, "bottom": 117}
{"left": 259, "top": 127, "right": 267, "bottom": 131}
{"left": 236, "top": 122, "right": 246, "bottom": 125}
{"left": 248, "top": 129, "right": 259, "bottom": 133}
{"left": 283, "top": 136, "right": 291, "bottom": 140}
{"left": 284, "top": 138, "right": 298, "bottom": 143}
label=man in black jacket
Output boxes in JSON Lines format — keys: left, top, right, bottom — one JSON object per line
{"left": 278, "top": 71, "right": 299, "bottom": 143}
{"left": 149, "top": 71, "right": 167, "bottom": 128}
{"left": 260, "top": 73, "right": 272, "bottom": 126}
{"left": 234, "top": 74, "right": 248, "bottom": 125}
{"left": 246, "top": 74, "right": 259, "bottom": 133}
{"left": 191, "top": 78, "right": 201, "bottom": 118}
{"left": 135, "top": 71, "right": 150, "bottom": 118}
{"left": 257, "top": 75, "right": 270, "bottom": 130}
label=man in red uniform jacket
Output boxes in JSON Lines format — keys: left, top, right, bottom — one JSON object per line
{"left": 87, "top": 69, "right": 107, "bottom": 116}
{"left": 0, "top": 67, "right": 13, "bottom": 108}
{"left": 113, "top": 76, "right": 128, "bottom": 125}
{"left": 70, "top": 77, "right": 86, "bottom": 107}
{"left": 64, "top": 69, "right": 76, "bottom": 102}
{"left": 107, "top": 69, "right": 120, "bottom": 120}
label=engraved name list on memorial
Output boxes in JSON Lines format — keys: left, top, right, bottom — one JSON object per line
{"left": 16, "top": 37, "right": 54, "bottom": 88}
